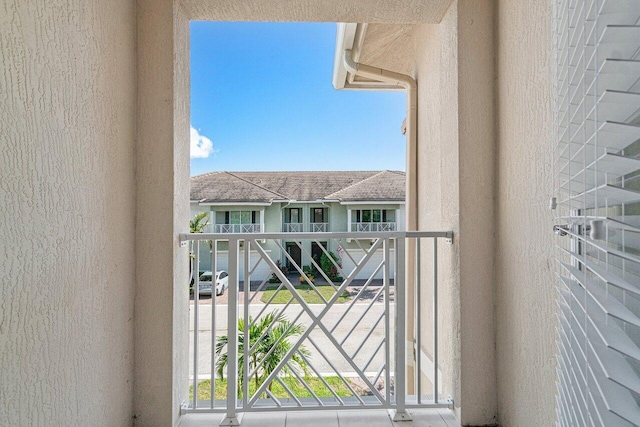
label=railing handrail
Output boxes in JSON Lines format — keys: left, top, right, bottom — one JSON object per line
{"left": 181, "top": 230, "right": 453, "bottom": 242}
{"left": 214, "top": 224, "right": 261, "bottom": 233}
{"left": 352, "top": 221, "right": 396, "bottom": 224}
{"left": 186, "top": 229, "right": 454, "bottom": 420}
{"left": 283, "top": 223, "right": 303, "bottom": 232}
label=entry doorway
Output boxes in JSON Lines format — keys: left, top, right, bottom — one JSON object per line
{"left": 311, "top": 241, "right": 328, "bottom": 267}
{"left": 285, "top": 242, "right": 302, "bottom": 270}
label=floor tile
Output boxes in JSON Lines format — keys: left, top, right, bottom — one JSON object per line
{"left": 177, "top": 409, "right": 458, "bottom": 427}
{"left": 242, "top": 412, "right": 287, "bottom": 427}
{"left": 338, "top": 409, "right": 393, "bottom": 427}
{"left": 435, "top": 409, "right": 460, "bottom": 427}
{"left": 286, "top": 410, "right": 339, "bottom": 427}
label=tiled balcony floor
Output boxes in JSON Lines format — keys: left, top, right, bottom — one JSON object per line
{"left": 178, "top": 408, "right": 460, "bottom": 427}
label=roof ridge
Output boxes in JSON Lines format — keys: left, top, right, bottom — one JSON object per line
{"left": 224, "top": 171, "right": 288, "bottom": 199}
{"left": 324, "top": 171, "right": 386, "bottom": 200}
{"left": 226, "top": 170, "right": 380, "bottom": 174}
{"left": 191, "top": 170, "right": 224, "bottom": 179}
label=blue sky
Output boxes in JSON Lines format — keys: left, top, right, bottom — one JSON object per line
{"left": 190, "top": 22, "right": 406, "bottom": 176}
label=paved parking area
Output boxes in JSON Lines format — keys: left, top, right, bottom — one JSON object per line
{"left": 189, "top": 300, "right": 396, "bottom": 379}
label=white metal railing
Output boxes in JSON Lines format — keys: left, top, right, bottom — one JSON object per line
{"left": 309, "top": 222, "right": 328, "bottom": 232}
{"left": 181, "top": 230, "right": 453, "bottom": 424}
{"left": 215, "top": 224, "right": 261, "bottom": 233}
{"left": 353, "top": 222, "right": 396, "bottom": 232}
{"left": 283, "top": 223, "right": 303, "bottom": 232}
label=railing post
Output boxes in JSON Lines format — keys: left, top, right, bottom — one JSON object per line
{"left": 391, "top": 237, "right": 412, "bottom": 421}
{"left": 221, "top": 238, "right": 240, "bottom": 426}
{"left": 211, "top": 240, "right": 217, "bottom": 410}
{"left": 433, "top": 238, "right": 439, "bottom": 404}
{"left": 192, "top": 241, "right": 200, "bottom": 410}
{"left": 415, "top": 237, "right": 422, "bottom": 405}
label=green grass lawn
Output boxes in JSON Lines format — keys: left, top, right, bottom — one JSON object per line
{"left": 260, "top": 284, "right": 351, "bottom": 304}
{"left": 189, "top": 376, "right": 354, "bottom": 401}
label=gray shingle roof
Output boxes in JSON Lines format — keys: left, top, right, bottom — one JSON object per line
{"left": 325, "top": 170, "right": 406, "bottom": 202}
{"left": 190, "top": 171, "right": 405, "bottom": 204}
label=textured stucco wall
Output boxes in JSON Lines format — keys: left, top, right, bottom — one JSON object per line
{"left": 180, "top": 0, "right": 454, "bottom": 24}
{"left": 495, "top": 1, "right": 557, "bottom": 425}
{"left": 0, "top": 0, "right": 136, "bottom": 425}
{"left": 134, "top": 0, "right": 191, "bottom": 425}
{"left": 413, "top": 1, "right": 497, "bottom": 424}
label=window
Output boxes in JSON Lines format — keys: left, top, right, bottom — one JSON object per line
{"left": 311, "top": 207, "right": 326, "bottom": 223}
{"left": 224, "top": 210, "right": 258, "bottom": 224}
{"left": 354, "top": 209, "right": 388, "bottom": 223}
{"left": 286, "top": 208, "right": 301, "bottom": 223}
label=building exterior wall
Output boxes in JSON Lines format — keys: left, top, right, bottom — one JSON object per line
{"left": 190, "top": 201, "right": 403, "bottom": 279}
{"left": 494, "top": 1, "right": 557, "bottom": 425}
{"left": 411, "top": 2, "right": 497, "bottom": 424}
{"left": 135, "top": 0, "right": 191, "bottom": 425}
{"left": 1, "top": 0, "right": 558, "bottom": 425}
{"left": 0, "top": 0, "right": 136, "bottom": 425}
{"left": 264, "top": 203, "right": 283, "bottom": 232}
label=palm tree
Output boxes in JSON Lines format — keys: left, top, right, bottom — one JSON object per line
{"left": 215, "top": 311, "right": 310, "bottom": 397}
{"left": 190, "top": 212, "right": 211, "bottom": 233}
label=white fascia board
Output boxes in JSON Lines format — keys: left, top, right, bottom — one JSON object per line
{"left": 332, "top": 23, "right": 403, "bottom": 92}
{"left": 332, "top": 23, "right": 357, "bottom": 90}
{"left": 340, "top": 201, "right": 406, "bottom": 205}
{"left": 198, "top": 202, "right": 273, "bottom": 206}
{"left": 276, "top": 199, "right": 340, "bottom": 204}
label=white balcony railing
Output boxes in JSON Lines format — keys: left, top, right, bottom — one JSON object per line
{"left": 310, "top": 222, "right": 329, "bottom": 232}
{"left": 215, "top": 224, "right": 261, "bottom": 233}
{"left": 283, "top": 223, "right": 303, "bottom": 232}
{"left": 353, "top": 222, "right": 396, "bottom": 232}
{"left": 182, "top": 230, "right": 453, "bottom": 424}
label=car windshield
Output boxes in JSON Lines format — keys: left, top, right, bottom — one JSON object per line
{"left": 199, "top": 273, "right": 212, "bottom": 281}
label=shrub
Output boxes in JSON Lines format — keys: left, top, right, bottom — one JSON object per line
{"left": 320, "top": 251, "right": 342, "bottom": 281}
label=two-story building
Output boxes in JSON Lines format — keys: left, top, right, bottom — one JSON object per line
{"left": 190, "top": 170, "right": 405, "bottom": 280}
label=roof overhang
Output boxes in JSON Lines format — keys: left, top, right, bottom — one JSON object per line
{"left": 332, "top": 23, "right": 403, "bottom": 92}
{"left": 196, "top": 201, "right": 274, "bottom": 206}
{"left": 333, "top": 22, "right": 424, "bottom": 93}
{"left": 340, "top": 200, "right": 405, "bottom": 205}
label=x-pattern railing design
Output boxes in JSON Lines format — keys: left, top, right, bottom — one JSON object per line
{"left": 216, "top": 224, "right": 261, "bottom": 233}
{"left": 354, "top": 222, "right": 397, "bottom": 232}
{"left": 182, "top": 230, "right": 453, "bottom": 425}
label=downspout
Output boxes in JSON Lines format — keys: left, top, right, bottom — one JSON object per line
{"left": 342, "top": 50, "right": 418, "bottom": 232}
{"left": 343, "top": 49, "right": 419, "bottom": 402}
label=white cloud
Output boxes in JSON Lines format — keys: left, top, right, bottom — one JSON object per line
{"left": 190, "top": 126, "right": 214, "bottom": 159}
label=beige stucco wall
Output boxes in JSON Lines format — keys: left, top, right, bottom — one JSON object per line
{"left": 0, "top": 0, "right": 557, "bottom": 425}
{"left": 494, "top": 1, "right": 557, "bottom": 425}
{"left": 412, "top": 1, "right": 497, "bottom": 424}
{"left": 0, "top": 0, "right": 136, "bottom": 425}
{"left": 134, "top": 0, "right": 191, "bottom": 425}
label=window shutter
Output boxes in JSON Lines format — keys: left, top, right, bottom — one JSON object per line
{"left": 554, "top": 0, "right": 640, "bottom": 425}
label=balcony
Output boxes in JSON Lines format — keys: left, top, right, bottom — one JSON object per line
{"left": 309, "top": 222, "right": 329, "bottom": 232}
{"left": 283, "top": 223, "right": 303, "bottom": 232}
{"left": 182, "top": 230, "right": 453, "bottom": 425}
{"left": 215, "top": 224, "right": 261, "bottom": 233}
{"left": 353, "top": 222, "right": 396, "bottom": 232}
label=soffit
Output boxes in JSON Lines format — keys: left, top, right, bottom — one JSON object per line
{"left": 356, "top": 24, "right": 416, "bottom": 78}
{"left": 333, "top": 22, "right": 425, "bottom": 91}
{"left": 179, "top": 0, "right": 454, "bottom": 23}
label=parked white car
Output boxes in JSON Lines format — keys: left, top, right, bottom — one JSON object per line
{"left": 198, "top": 271, "right": 229, "bottom": 296}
